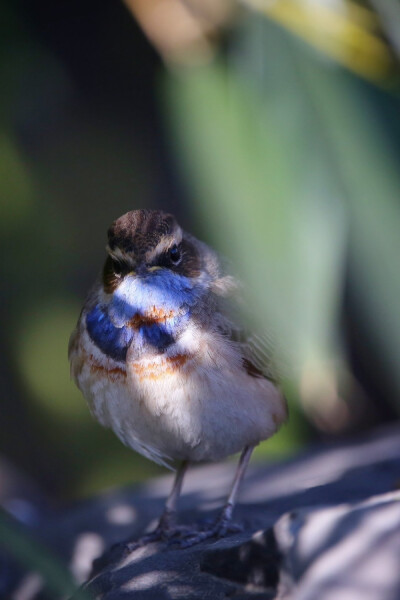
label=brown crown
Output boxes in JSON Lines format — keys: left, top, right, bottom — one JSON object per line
{"left": 107, "top": 209, "right": 178, "bottom": 255}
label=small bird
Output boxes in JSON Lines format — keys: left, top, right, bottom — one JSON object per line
{"left": 69, "top": 209, "right": 286, "bottom": 547}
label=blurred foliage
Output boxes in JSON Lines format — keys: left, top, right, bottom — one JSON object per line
{"left": 162, "top": 8, "right": 400, "bottom": 432}
{"left": 16, "top": 301, "right": 86, "bottom": 421}
{"left": 244, "top": 0, "right": 396, "bottom": 80}
{"left": 0, "top": 0, "right": 164, "bottom": 501}
{"left": 0, "top": 0, "right": 400, "bottom": 506}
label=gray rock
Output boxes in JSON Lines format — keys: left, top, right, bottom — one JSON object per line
{"left": 7, "top": 424, "right": 400, "bottom": 599}
{"left": 275, "top": 492, "right": 400, "bottom": 600}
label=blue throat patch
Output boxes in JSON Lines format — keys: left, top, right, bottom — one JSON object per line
{"left": 86, "top": 304, "right": 188, "bottom": 362}
{"left": 86, "top": 270, "right": 202, "bottom": 361}
{"left": 86, "top": 305, "right": 134, "bottom": 362}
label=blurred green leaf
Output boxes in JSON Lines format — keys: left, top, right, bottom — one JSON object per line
{"left": 163, "top": 13, "right": 400, "bottom": 419}
{"left": 298, "top": 57, "right": 400, "bottom": 403}
{"left": 163, "top": 18, "right": 347, "bottom": 385}
{"left": 15, "top": 299, "right": 87, "bottom": 421}
{"left": 242, "top": 0, "right": 394, "bottom": 81}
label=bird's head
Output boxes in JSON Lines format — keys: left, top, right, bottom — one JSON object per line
{"left": 99, "top": 209, "right": 217, "bottom": 328}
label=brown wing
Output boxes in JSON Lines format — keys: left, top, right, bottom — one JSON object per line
{"left": 214, "top": 309, "right": 278, "bottom": 383}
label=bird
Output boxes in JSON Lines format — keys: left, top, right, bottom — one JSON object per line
{"left": 69, "top": 209, "right": 287, "bottom": 548}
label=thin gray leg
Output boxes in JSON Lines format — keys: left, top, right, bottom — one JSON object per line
{"left": 126, "top": 460, "right": 189, "bottom": 551}
{"left": 218, "top": 445, "right": 255, "bottom": 525}
{"left": 157, "top": 460, "right": 189, "bottom": 532}
{"left": 178, "top": 445, "right": 255, "bottom": 548}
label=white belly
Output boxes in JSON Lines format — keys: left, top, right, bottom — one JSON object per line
{"left": 73, "top": 326, "right": 286, "bottom": 468}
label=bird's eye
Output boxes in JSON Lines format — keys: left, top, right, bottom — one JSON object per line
{"left": 169, "top": 244, "right": 181, "bottom": 264}
{"left": 112, "top": 259, "right": 123, "bottom": 277}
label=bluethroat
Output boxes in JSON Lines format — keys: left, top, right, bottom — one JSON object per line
{"left": 69, "top": 209, "right": 286, "bottom": 548}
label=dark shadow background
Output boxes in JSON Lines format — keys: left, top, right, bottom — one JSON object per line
{"left": 1, "top": 0, "right": 187, "bottom": 499}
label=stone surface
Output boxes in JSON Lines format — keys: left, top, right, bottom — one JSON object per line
{"left": 4, "top": 424, "right": 400, "bottom": 599}
{"left": 276, "top": 492, "right": 400, "bottom": 600}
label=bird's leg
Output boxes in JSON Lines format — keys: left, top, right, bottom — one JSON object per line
{"left": 94, "top": 462, "right": 189, "bottom": 570}
{"left": 177, "top": 445, "right": 255, "bottom": 548}
{"left": 125, "top": 459, "right": 189, "bottom": 551}
{"left": 152, "top": 459, "right": 189, "bottom": 538}
{"left": 213, "top": 444, "right": 254, "bottom": 534}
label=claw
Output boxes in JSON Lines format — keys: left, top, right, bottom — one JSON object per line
{"left": 171, "top": 512, "right": 243, "bottom": 549}
{"left": 121, "top": 521, "right": 197, "bottom": 555}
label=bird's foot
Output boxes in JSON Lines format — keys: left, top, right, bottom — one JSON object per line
{"left": 94, "top": 509, "right": 182, "bottom": 570}
{"left": 124, "top": 522, "right": 193, "bottom": 552}
{"left": 121, "top": 508, "right": 185, "bottom": 553}
{"left": 171, "top": 503, "right": 242, "bottom": 549}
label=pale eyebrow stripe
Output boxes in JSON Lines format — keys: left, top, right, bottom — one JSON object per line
{"left": 146, "top": 230, "right": 183, "bottom": 263}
